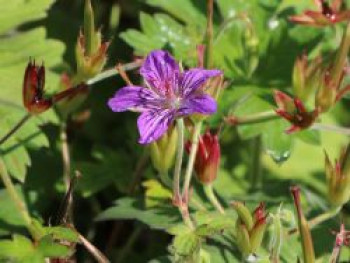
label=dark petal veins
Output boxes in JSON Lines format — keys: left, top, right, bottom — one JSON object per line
{"left": 108, "top": 86, "right": 161, "bottom": 112}
{"left": 137, "top": 109, "right": 175, "bottom": 144}
{"left": 180, "top": 68, "right": 221, "bottom": 97}
{"left": 140, "top": 50, "right": 179, "bottom": 95}
{"left": 178, "top": 94, "right": 217, "bottom": 116}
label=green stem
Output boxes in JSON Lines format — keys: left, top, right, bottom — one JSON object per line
{"left": 173, "top": 119, "right": 185, "bottom": 200}
{"left": 226, "top": 110, "right": 278, "bottom": 126}
{"left": 159, "top": 172, "right": 172, "bottom": 188}
{"left": 0, "top": 159, "right": 40, "bottom": 240}
{"left": 308, "top": 206, "right": 341, "bottom": 229}
{"left": 182, "top": 121, "right": 202, "bottom": 199}
{"left": 204, "top": 0, "right": 214, "bottom": 68}
{"left": 203, "top": 184, "right": 225, "bottom": 214}
{"left": 86, "top": 60, "right": 143, "bottom": 86}
{"left": 289, "top": 206, "right": 341, "bottom": 236}
{"left": 173, "top": 119, "right": 195, "bottom": 229}
{"left": 311, "top": 123, "right": 350, "bottom": 136}
{"left": 0, "top": 114, "right": 31, "bottom": 146}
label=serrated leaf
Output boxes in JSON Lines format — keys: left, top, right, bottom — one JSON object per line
{"left": 173, "top": 231, "right": 201, "bottom": 257}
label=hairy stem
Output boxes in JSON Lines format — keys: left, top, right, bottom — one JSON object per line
{"left": 173, "top": 119, "right": 195, "bottom": 229}
{"left": 182, "top": 121, "right": 202, "bottom": 199}
{"left": 203, "top": 184, "right": 225, "bottom": 214}
{"left": 0, "top": 114, "right": 31, "bottom": 146}
{"left": 225, "top": 110, "right": 277, "bottom": 126}
{"left": 86, "top": 60, "right": 143, "bottom": 86}
{"left": 0, "top": 159, "right": 41, "bottom": 240}
{"left": 173, "top": 119, "right": 185, "bottom": 200}
{"left": 311, "top": 123, "right": 350, "bottom": 136}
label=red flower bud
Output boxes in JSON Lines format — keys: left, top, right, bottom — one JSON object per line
{"left": 186, "top": 130, "right": 220, "bottom": 184}
{"left": 289, "top": 0, "right": 350, "bottom": 27}
{"left": 274, "top": 90, "right": 319, "bottom": 133}
{"left": 23, "top": 60, "right": 52, "bottom": 114}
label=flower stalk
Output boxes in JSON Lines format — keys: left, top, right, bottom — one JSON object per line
{"left": 203, "top": 184, "right": 225, "bottom": 214}
{"left": 173, "top": 119, "right": 185, "bottom": 202}
{"left": 182, "top": 121, "right": 203, "bottom": 200}
{"left": 173, "top": 119, "right": 195, "bottom": 229}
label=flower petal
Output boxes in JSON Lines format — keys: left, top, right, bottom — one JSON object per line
{"left": 180, "top": 68, "right": 221, "bottom": 96}
{"left": 178, "top": 94, "right": 217, "bottom": 116}
{"left": 140, "top": 50, "right": 179, "bottom": 95}
{"left": 108, "top": 86, "right": 159, "bottom": 112}
{"left": 137, "top": 109, "right": 175, "bottom": 144}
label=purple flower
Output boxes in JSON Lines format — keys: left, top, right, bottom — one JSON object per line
{"left": 108, "top": 50, "right": 221, "bottom": 144}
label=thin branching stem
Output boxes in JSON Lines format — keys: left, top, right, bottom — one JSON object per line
{"left": 173, "top": 118, "right": 195, "bottom": 229}
{"left": 182, "top": 121, "right": 202, "bottom": 199}
{"left": 78, "top": 232, "right": 110, "bottom": 263}
{"left": 0, "top": 114, "right": 31, "bottom": 146}
{"left": 203, "top": 184, "right": 225, "bottom": 214}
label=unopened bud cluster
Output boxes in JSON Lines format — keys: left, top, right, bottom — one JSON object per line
{"left": 231, "top": 202, "right": 267, "bottom": 258}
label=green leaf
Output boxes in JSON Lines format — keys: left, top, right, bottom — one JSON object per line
{"left": 0, "top": 0, "right": 53, "bottom": 34}
{"left": 0, "top": 2, "right": 65, "bottom": 182}
{"left": 172, "top": 231, "right": 202, "bottom": 259}
{"left": 74, "top": 146, "right": 133, "bottom": 197}
{"left": 44, "top": 226, "right": 79, "bottom": 243}
{"left": 146, "top": 0, "right": 206, "bottom": 26}
{"left": 143, "top": 179, "right": 173, "bottom": 208}
{"left": 37, "top": 235, "right": 72, "bottom": 258}
{"left": 0, "top": 235, "right": 44, "bottom": 262}
{"left": 0, "top": 186, "right": 28, "bottom": 235}
{"left": 96, "top": 197, "right": 180, "bottom": 230}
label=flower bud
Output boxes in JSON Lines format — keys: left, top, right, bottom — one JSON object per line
{"left": 324, "top": 145, "right": 350, "bottom": 207}
{"left": 185, "top": 130, "right": 220, "bottom": 185}
{"left": 23, "top": 60, "right": 52, "bottom": 114}
{"left": 290, "top": 186, "right": 315, "bottom": 263}
{"left": 274, "top": 90, "right": 319, "bottom": 133}
{"left": 232, "top": 202, "right": 268, "bottom": 257}
{"left": 231, "top": 201, "right": 254, "bottom": 230}
{"left": 293, "top": 54, "right": 322, "bottom": 102}
{"left": 236, "top": 222, "right": 251, "bottom": 257}
{"left": 289, "top": 0, "right": 350, "bottom": 27}
{"left": 149, "top": 126, "right": 178, "bottom": 175}
{"left": 75, "top": 0, "right": 109, "bottom": 80}
{"left": 250, "top": 203, "right": 267, "bottom": 253}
